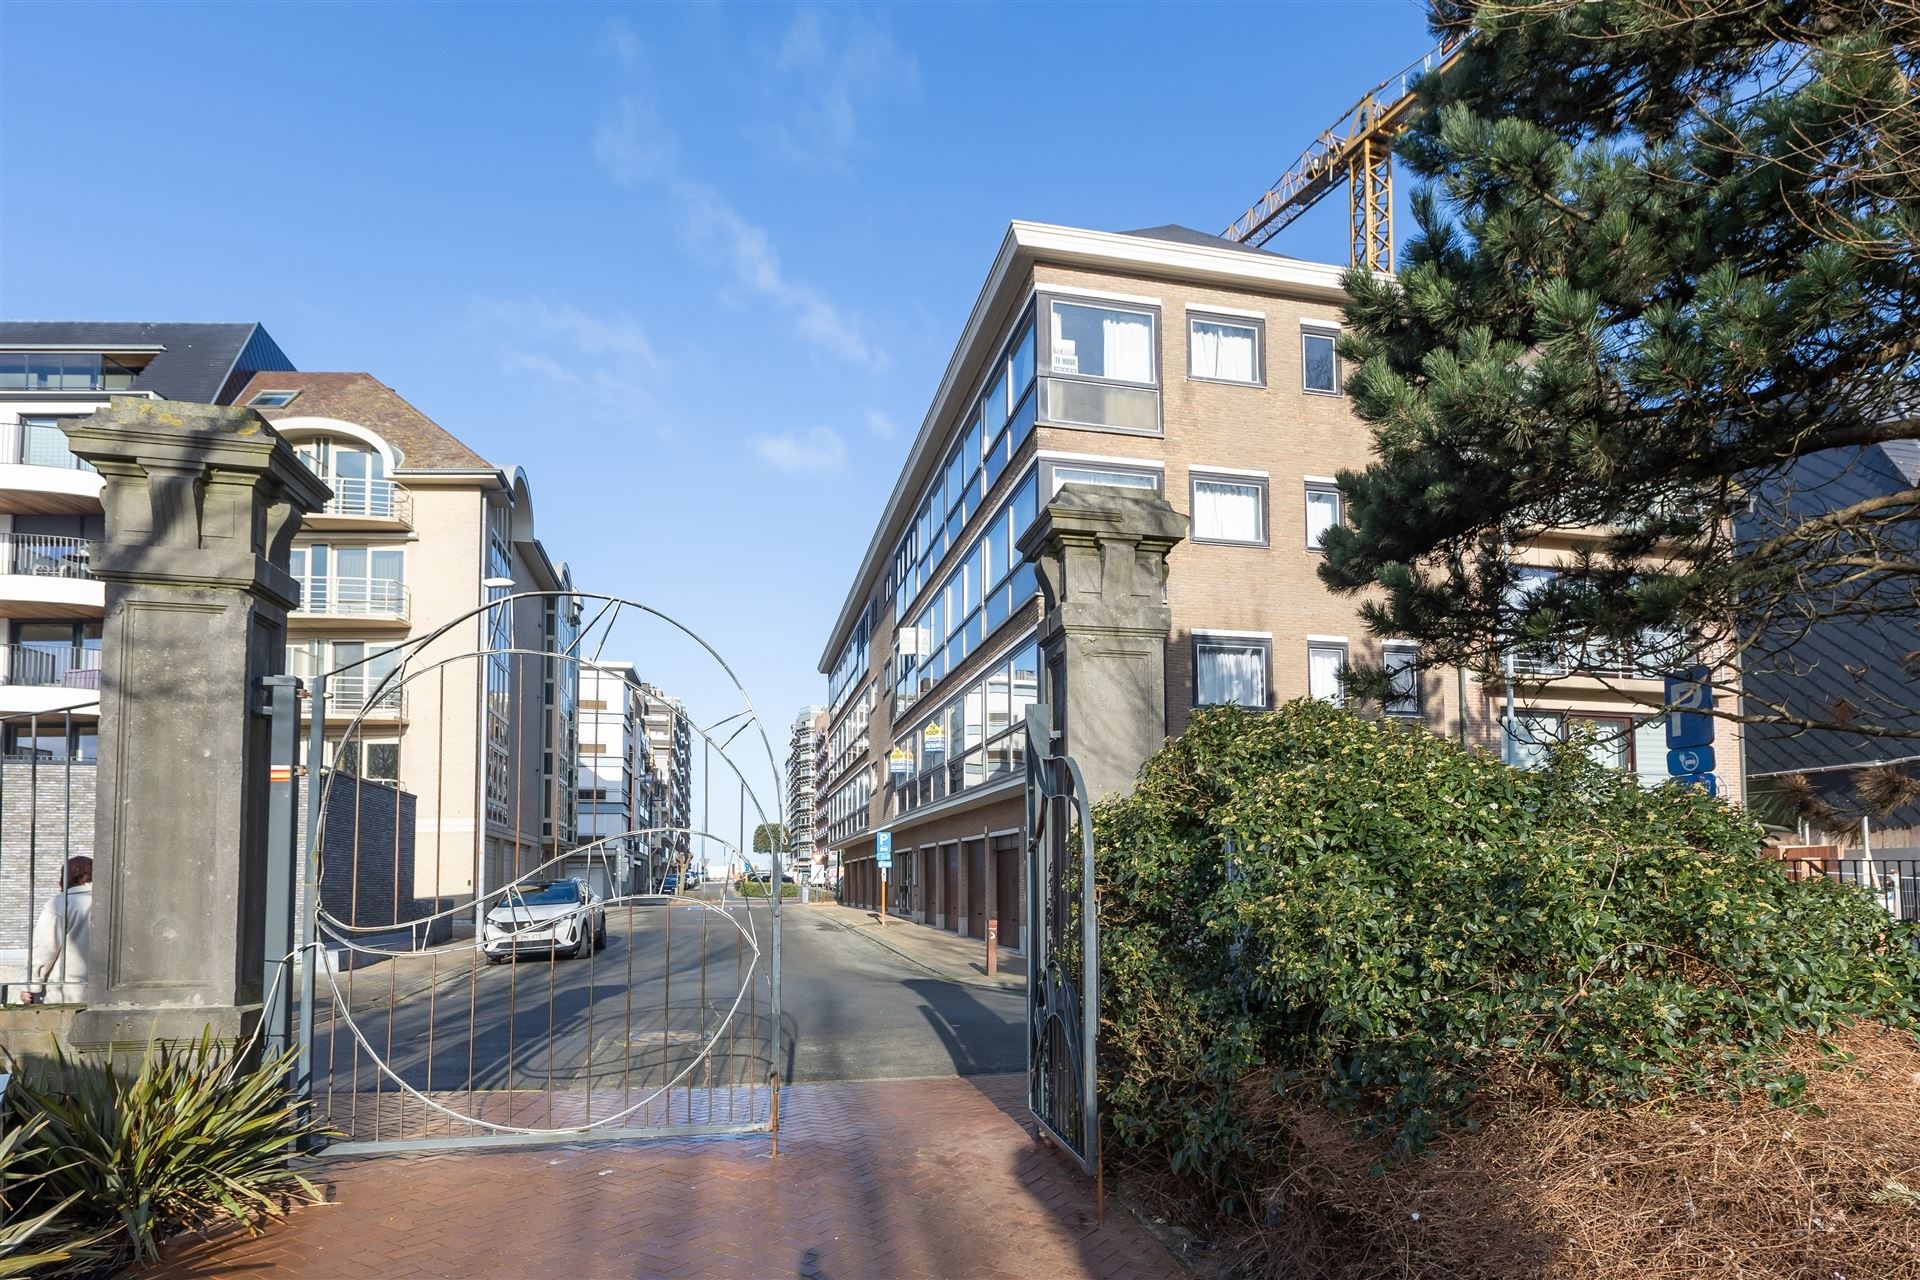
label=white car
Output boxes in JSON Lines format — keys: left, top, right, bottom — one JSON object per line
{"left": 482, "top": 878, "right": 605, "bottom": 962}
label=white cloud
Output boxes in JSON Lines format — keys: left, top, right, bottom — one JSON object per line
{"left": 752, "top": 426, "right": 847, "bottom": 473}
{"left": 470, "top": 298, "right": 661, "bottom": 423}
{"left": 864, "top": 409, "right": 896, "bottom": 437}
{"left": 763, "top": 9, "right": 919, "bottom": 169}
{"left": 592, "top": 30, "right": 881, "bottom": 371}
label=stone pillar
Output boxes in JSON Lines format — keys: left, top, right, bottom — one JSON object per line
{"left": 1016, "top": 483, "right": 1187, "bottom": 803}
{"left": 65, "top": 398, "right": 329, "bottom": 1063}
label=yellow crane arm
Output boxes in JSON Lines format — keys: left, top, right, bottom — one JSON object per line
{"left": 1222, "top": 38, "right": 1466, "bottom": 271}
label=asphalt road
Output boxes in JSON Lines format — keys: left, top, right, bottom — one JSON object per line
{"left": 309, "top": 893, "right": 1023, "bottom": 1111}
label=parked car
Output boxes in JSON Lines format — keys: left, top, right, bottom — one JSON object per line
{"left": 660, "top": 873, "right": 680, "bottom": 894}
{"left": 482, "top": 879, "right": 605, "bottom": 963}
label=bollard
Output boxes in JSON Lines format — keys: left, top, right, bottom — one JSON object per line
{"left": 986, "top": 922, "right": 998, "bottom": 977}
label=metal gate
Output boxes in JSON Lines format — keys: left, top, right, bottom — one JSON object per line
{"left": 1022, "top": 702, "right": 1100, "bottom": 1204}
{"left": 289, "top": 593, "right": 786, "bottom": 1156}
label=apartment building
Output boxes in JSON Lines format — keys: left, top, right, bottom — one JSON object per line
{"left": 576, "top": 660, "right": 658, "bottom": 891}
{"left": 817, "top": 222, "right": 1746, "bottom": 945}
{"left": 639, "top": 684, "right": 693, "bottom": 872}
{"left": 239, "top": 371, "right": 577, "bottom": 918}
{"left": 786, "top": 707, "right": 825, "bottom": 882}
{"left": 0, "top": 322, "right": 296, "bottom": 749}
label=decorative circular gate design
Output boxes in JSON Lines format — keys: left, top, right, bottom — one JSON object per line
{"left": 295, "top": 593, "right": 787, "bottom": 1155}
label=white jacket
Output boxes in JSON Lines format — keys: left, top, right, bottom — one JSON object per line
{"left": 30, "top": 883, "right": 90, "bottom": 1003}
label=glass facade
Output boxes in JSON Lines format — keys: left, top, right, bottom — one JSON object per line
{"left": 0, "top": 352, "right": 140, "bottom": 392}
{"left": 893, "top": 635, "right": 1039, "bottom": 816}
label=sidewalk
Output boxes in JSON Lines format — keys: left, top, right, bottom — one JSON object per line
{"left": 149, "top": 1074, "right": 1177, "bottom": 1280}
{"left": 806, "top": 899, "right": 1026, "bottom": 992}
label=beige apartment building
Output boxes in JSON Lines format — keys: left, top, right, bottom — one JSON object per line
{"left": 238, "top": 372, "right": 577, "bottom": 921}
{"left": 817, "top": 222, "right": 1744, "bottom": 947}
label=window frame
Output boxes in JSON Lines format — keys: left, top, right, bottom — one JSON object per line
{"left": 1301, "top": 325, "right": 1342, "bottom": 396}
{"left": 1193, "top": 631, "right": 1273, "bottom": 711}
{"left": 1307, "top": 639, "right": 1349, "bottom": 706}
{"left": 1040, "top": 456, "right": 1163, "bottom": 499}
{"left": 1187, "top": 311, "right": 1265, "bottom": 387}
{"left": 1304, "top": 480, "right": 1342, "bottom": 552}
{"left": 1189, "top": 469, "right": 1269, "bottom": 547}
{"left": 1381, "top": 641, "right": 1422, "bottom": 718}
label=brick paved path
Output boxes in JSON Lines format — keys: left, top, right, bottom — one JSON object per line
{"left": 149, "top": 1073, "right": 1180, "bottom": 1280}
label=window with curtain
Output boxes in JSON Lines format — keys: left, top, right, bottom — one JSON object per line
{"left": 1383, "top": 643, "right": 1421, "bottom": 716}
{"left": 1189, "top": 317, "right": 1259, "bottom": 383}
{"left": 1196, "top": 638, "right": 1268, "bottom": 708}
{"left": 1303, "top": 329, "right": 1340, "bottom": 394}
{"left": 1308, "top": 643, "right": 1347, "bottom": 705}
{"left": 1192, "top": 475, "right": 1264, "bottom": 544}
{"left": 1048, "top": 464, "right": 1159, "bottom": 497}
{"left": 1051, "top": 301, "right": 1154, "bottom": 383}
{"left": 1305, "top": 484, "right": 1341, "bottom": 549}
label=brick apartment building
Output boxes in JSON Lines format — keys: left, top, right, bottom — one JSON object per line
{"left": 816, "top": 221, "right": 1745, "bottom": 949}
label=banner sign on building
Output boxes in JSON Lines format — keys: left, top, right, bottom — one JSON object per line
{"left": 888, "top": 747, "right": 910, "bottom": 778}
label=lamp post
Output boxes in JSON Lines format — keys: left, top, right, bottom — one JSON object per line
{"left": 702, "top": 710, "right": 753, "bottom": 889}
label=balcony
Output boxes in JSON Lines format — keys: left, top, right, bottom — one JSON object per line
{"left": 310, "top": 477, "right": 414, "bottom": 527}
{"left": 0, "top": 644, "right": 100, "bottom": 689}
{"left": 0, "top": 534, "right": 92, "bottom": 580}
{"left": 293, "top": 577, "right": 411, "bottom": 624}
{"left": 315, "top": 671, "right": 407, "bottom": 720}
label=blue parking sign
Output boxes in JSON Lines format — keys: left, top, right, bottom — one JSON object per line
{"left": 875, "top": 831, "right": 893, "bottom": 869}
{"left": 1664, "top": 666, "right": 1715, "bottom": 753}
{"left": 1673, "top": 773, "right": 1719, "bottom": 797}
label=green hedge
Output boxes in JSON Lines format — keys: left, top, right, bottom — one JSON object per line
{"left": 1097, "top": 701, "right": 1920, "bottom": 1181}
{"left": 736, "top": 880, "right": 799, "bottom": 899}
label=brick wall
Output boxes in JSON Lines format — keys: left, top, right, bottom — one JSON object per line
{"left": 296, "top": 774, "right": 426, "bottom": 948}
{"left": 0, "top": 759, "right": 97, "bottom": 980}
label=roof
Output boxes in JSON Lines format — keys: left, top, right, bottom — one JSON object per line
{"left": 1878, "top": 439, "right": 1920, "bottom": 485}
{"left": 817, "top": 219, "right": 1351, "bottom": 671}
{"left": 1121, "top": 223, "right": 1281, "bottom": 257}
{"left": 230, "top": 372, "right": 491, "bottom": 471}
{"left": 0, "top": 321, "right": 293, "bottom": 403}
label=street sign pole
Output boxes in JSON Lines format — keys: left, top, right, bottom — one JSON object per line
{"left": 876, "top": 831, "right": 893, "bottom": 921}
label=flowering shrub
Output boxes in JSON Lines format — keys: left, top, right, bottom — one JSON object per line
{"left": 1096, "top": 701, "right": 1920, "bottom": 1183}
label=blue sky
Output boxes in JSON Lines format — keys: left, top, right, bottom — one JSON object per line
{"left": 0, "top": 0, "right": 1437, "bottom": 839}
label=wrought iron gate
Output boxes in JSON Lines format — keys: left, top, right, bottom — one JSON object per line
{"left": 1023, "top": 701, "right": 1100, "bottom": 1203}
{"left": 289, "top": 593, "right": 786, "bottom": 1156}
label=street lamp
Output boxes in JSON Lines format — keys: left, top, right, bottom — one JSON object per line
{"left": 701, "top": 710, "right": 753, "bottom": 887}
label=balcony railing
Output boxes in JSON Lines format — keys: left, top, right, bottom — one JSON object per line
{"left": 319, "top": 477, "right": 413, "bottom": 524}
{"left": 1508, "top": 640, "right": 1679, "bottom": 681}
{"left": 295, "top": 577, "right": 410, "bottom": 621}
{"left": 0, "top": 535, "right": 94, "bottom": 579}
{"left": 0, "top": 644, "right": 101, "bottom": 689}
{"left": 325, "top": 672, "right": 407, "bottom": 717}
{"left": 0, "top": 421, "right": 95, "bottom": 472}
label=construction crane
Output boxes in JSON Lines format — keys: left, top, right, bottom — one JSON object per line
{"left": 1222, "top": 37, "right": 1466, "bottom": 272}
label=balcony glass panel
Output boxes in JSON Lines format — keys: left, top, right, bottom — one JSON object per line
{"left": 1041, "top": 377, "right": 1160, "bottom": 433}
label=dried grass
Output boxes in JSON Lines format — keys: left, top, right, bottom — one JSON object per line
{"left": 1125, "top": 1023, "right": 1920, "bottom": 1280}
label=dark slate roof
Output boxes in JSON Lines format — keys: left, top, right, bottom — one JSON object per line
{"left": 0, "top": 321, "right": 293, "bottom": 403}
{"left": 1878, "top": 439, "right": 1920, "bottom": 485}
{"left": 231, "top": 372, "right": 492, "bottom": 471}
{"left": 1120, "top": 223, "right": 1283, "bottom": 257}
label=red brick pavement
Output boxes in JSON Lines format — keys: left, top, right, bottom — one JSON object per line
{"left": 145, "top": 1073, "right": 1182, "bottom": 1280}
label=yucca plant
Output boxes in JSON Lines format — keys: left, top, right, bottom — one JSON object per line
{"left": 0, "top": 1113, "right": 108, "bottom": 1279}
{"left": 5, "top": 1032, "right": 327, "bottom": 1268}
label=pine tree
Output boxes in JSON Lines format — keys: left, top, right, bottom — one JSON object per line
{"left": 1322, "top": 0, "right": 1920, "bottom": 740}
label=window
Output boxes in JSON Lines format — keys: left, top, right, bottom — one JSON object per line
{"left": 1189, "top": 316, "right": 1261, "bottom": 384}
{"left": 1049, "top": 301, "right": 1155, "bottom": 383}
{"left": 1195, "top": 635, "right": 1270, "bottom": 709}
{"left": 1191, "top": 473, "right": 1266, "bottom": 545}
{"left": 248, "top": 390, "right": 299, "bottom": 408}
{"left": 1305, "top": 483, "right": 1341, "bottom": 550}
{"left": 1302, "top": 328, "right": 1340, "bottom": 395}
{"left": 1043, "top": 459, "right": 1160, "bottom": 497}
{"left": 1383, "top": 642, "right": 1421, "bottom": 717}
{"left": 1570, "top": 715, "right": 1632, "bottom": 771}
{"left": 1308, "top": 642, "right": 1347, "bottom": 705}
{"left": 1504, "top": 712, "right": 1563, "bottom": 771}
